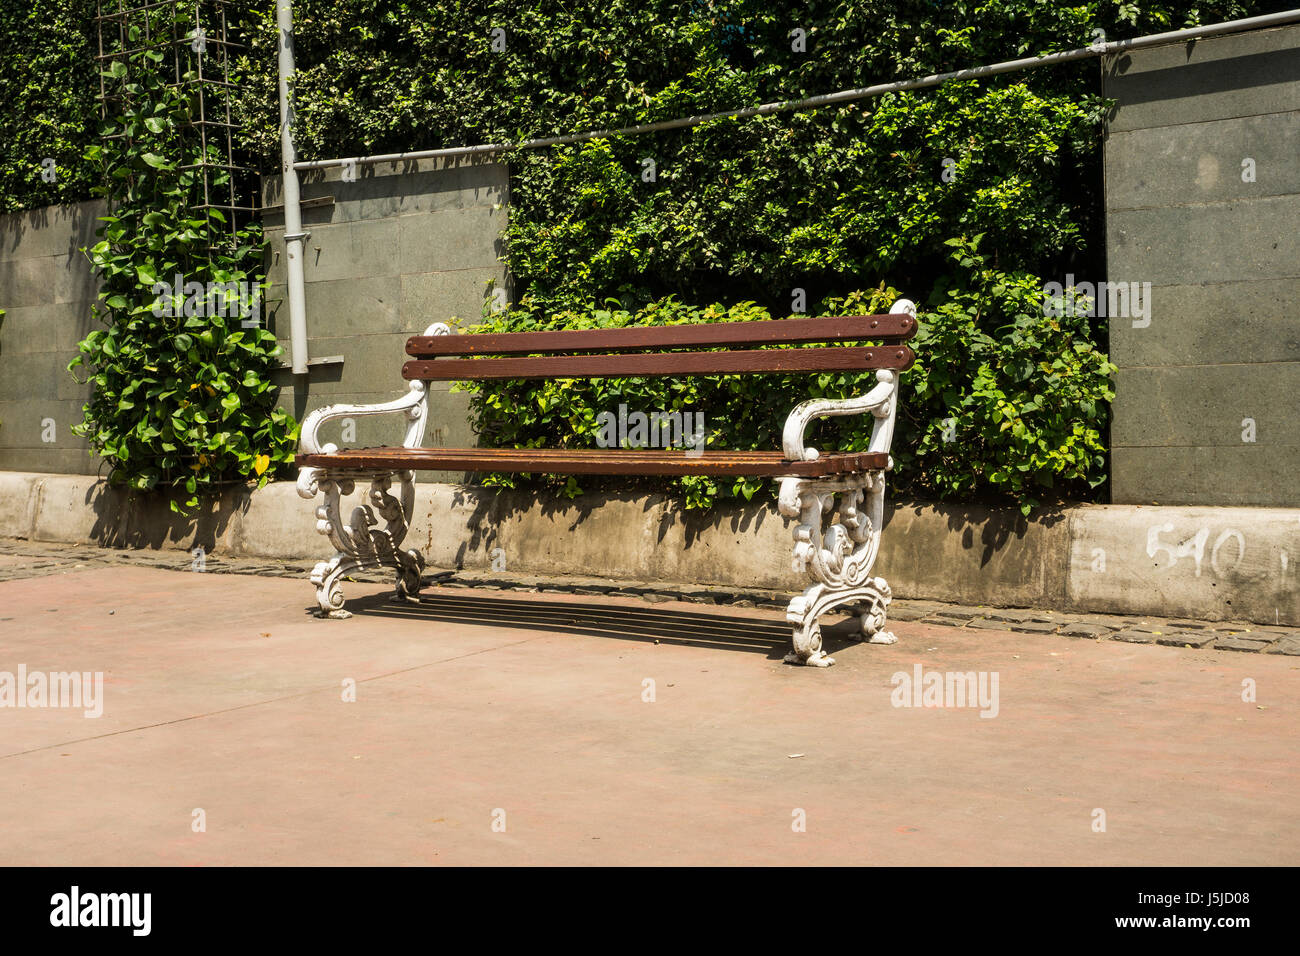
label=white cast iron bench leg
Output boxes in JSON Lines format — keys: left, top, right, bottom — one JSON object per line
{"left": 777, "top": 298, "right": 914, "bottom": 665}
{"left": 294, "top": 322, "right": 450, "bottom": 617}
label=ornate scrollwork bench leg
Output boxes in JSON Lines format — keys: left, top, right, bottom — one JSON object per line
{"left": 776, "top": 298, "right": 913, "bottom": 665}
{"left": 295, "top": 322, "right": 449, "bottom": 618}
{"left": 779, "top": 472, "right": 896, "bottom": 666}
{"left": 297, "top": 468, "right": 426, "bottom": 618}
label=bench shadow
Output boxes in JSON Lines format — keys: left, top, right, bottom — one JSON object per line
{"left": 344, "top": 589, "right": 863, "bottom": 662}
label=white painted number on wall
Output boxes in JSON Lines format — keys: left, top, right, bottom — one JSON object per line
{"left": 1210, "top": 529, "right": 1245, "bottom": 579}
{"left": 1146, "top": 524, "right": 1245, "bottom": 578}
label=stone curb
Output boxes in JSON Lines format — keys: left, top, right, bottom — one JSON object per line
{"left": 3, "top": 472, "right": 1299, "bottom": 627}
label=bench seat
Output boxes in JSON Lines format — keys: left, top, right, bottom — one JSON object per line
{"left": 295, "top": 447, "right": 891, "bottom": 477}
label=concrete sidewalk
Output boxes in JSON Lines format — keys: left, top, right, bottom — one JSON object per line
{"left": 1, "top": 563, "right": 1296, "bottom": 866}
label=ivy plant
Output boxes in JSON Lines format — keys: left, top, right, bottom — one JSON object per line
{"left": 69, "top": 7, "right": 297, "bottom": 510}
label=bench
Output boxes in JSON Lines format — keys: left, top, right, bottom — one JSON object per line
{"left": 295, "top": 297, "right": 918, "bottom": 666}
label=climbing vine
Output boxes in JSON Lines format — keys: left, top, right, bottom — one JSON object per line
{"left": 69, "top": 5, "right": 296, "bottom": 509}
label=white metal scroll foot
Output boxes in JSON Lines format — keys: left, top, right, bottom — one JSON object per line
{"left": 311, "top": 557, "right": 354, "bottom": 619}
{"left": 855, "top": 582, "right": 897, "bottom": 644}
{"left": 394, "top": 550, "right": 425, "bottom": 602}
{"left": 783, "top": 605, "right": 837, "bottom": 666}
{"left": 862, "top": 626, "right": 898, "bottom": 645}
{"left": 784, "top": 648, "right": 837, "bottom": 667}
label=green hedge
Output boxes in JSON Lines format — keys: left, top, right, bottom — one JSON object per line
{"left": 220, "top": 0, "right": 1262, "bottom": 509}
{"left": 0, "top": 0, "right": 100, "bottom": 213}
{"left": 462, "top": 237, "right": 1115, "bottom": 513}
{"left": 68, "top": 5, "right": 297, "bottom": 506}
{"left": 1, "top": 0, "right": 1277, "bottom": 509}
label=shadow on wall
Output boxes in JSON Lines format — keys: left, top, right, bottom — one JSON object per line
{"left": 261, "top": 154, "right": 509, "bottom": 423}
{"left": 443, "top": 483, "right": 1059, "bottom": 573}
{"left": 82, "top": 479, "right": 249, "bottom": 554}
{"left": 448, "top": 486, "right": 497, "bottom": 569}
{"left": 445, "top": 483, "right": 780, "bottom": 566}
{"left": 0, "top": 201, "right": 100, "bottom": 275}
{"left": 1104, "top": 45, "right": 1300, "bottom": 107}
{"left": 271, "top": 154, "right": 507, "bottom": 214}
{"left": 922, "top": 501, "right": 1068, "bottom": 568}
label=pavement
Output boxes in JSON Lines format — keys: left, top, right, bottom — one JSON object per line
{"left": 0, "top": 552, "right": 1297, "bottom": 866}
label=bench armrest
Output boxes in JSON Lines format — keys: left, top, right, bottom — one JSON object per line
{"left": 297, "top": 321, "right": 451, "bottom": 457}
{"left": 780, "top": 298, "right": 914, "bottom": 465}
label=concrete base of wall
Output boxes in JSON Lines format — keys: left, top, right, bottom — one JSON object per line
{"left": 1, "top": 470, "right": 1296, "bottom": 626}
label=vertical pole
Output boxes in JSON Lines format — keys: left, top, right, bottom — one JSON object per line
{"left": 276, "top": 0, "right": 309, "bottom": 374}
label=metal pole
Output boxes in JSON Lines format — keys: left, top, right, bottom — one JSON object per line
{"left": 295, "top": 8, "right": 1300, "bottom": 172}
{"left": 276, "top": 0, "right": 310, "bottom": 374}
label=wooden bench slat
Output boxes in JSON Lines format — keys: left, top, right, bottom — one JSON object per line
{"left": 402, "top": 345, "right": 914, "bottom": 381}
{"left": 295, "top": 447, "right": 890, "bottom": 477}
{"left": 405, "top": 314, "right": 916, "bottom": 357}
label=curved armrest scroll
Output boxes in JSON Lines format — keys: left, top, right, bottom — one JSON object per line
{"left": 780, "top": 299, "right": 914, "bottom": 464}
{"left": 296, "top": 321, "right": 452, "bottom": 457}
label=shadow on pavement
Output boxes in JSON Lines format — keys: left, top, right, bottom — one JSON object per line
{"left": 348, "top": 589, "right": 864, "bottom": 662}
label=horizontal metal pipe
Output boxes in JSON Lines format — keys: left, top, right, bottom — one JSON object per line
{"left": 294, "top": 8, "right": 1300, "bottom": 171}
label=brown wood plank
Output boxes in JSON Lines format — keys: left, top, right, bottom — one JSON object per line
{"left": 295, "top": 447, "right": 889, "bottom": 477}
{"left": 405, "top": 314, "right": 916, "bottom": 356}
{"left": 401, "top": 345, "right": 914, "bottom": 381}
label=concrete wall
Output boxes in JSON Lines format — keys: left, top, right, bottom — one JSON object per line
{"left": 261, "top": 157, "right": 509, "bottom": 481}
{"left": 1104, "top": 23, "right": 1300, "bottom": 506}
{"left": 0, "top": 200, "right": 104, "bottom": 475}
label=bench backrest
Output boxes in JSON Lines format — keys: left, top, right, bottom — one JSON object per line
{"left": 402, "top": 313, "right": 917, "bottom": 381}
